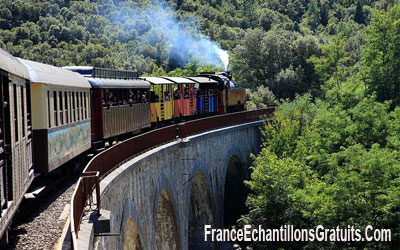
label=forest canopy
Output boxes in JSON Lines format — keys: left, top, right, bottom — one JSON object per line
{"left": 242, "top": 2, "right": 400, "bottom": 249}
{"left": 0, "top": 0, "right": 396, "bottom": 99}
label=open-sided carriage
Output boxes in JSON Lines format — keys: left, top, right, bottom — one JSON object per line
{"left": 161, "top": 76, "right": 197, "bottom": 121}
{"left": 186, "top": 76, "right": 219, "bottom": 116}
{"left": 144, "top": 77, "right": 175, "bottom": 126}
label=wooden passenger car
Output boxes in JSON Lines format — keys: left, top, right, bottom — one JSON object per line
{"left": 0, "top": 49, "right": 34, "bottom": 239}
{"left": 161, "top": 77, "right": 196, "bottom": 120}
{"left": 88, "top": 77, "right": 151, "bottom": 142}
{"left": 64, "top": 67, "right": 151, "bottom": 143}
{"left": 186, "top": 76, "right": 219, "bottom": 116}
{"left": 144, "top": 77, "right": 175, "bottom": 124}
{"left": 19, "top": 59, "right": 91, "bottom": 174}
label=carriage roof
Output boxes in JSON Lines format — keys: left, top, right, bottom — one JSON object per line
{"left": 0, "top": 48, "right": 29, "bottom": 79}
{"left": 18, "top": 59, "right": 90, "bottom": 88}
{"left": 161, "top": 76, "right": 196, "bottom": 84}
{"left": 186, "top": 76, "right": 218, "bottom": 84}
{"left": 144, "top": 77, "right": 175, "bottom": 85}
{"left": 87, "top": 77, "right": 150, "bottom": 89}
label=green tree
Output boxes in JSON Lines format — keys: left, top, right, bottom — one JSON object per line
{"left": 361, "top": 3, "right": 400, "bottom": 106}
{"left": 246, "top": 85, "right": 277, "bottom": 110}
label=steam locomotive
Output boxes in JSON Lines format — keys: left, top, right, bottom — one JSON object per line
{"left": 0, "top": 48, "right": 246, "bottom": 239}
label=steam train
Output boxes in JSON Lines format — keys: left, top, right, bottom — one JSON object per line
{"left": 0, "top": 48, "right": 246, "bottom": 239}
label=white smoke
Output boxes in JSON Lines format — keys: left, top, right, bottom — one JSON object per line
{"left": 111, "top": 0, "right": 227, "bottom": 70}
{"left": 217, "top": 49, "right": 229, "bottom": 71}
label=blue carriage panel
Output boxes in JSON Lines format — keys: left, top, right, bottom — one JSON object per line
{"left": 213, "top": 96, "right": 218, "bottom": 111}
{"left": 196, "top": 98, "right": 201, "bottom": 115}
{"left": 196, "top": 97, "right": 203, "bottom": 115}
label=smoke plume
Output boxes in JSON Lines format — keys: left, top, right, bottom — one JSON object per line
{"left": 111, "top": 0, "right": 228, "bottom": 70}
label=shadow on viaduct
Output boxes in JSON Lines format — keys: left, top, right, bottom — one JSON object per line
{"left": 81, "top": 121, "right": 263, "bottom": 250}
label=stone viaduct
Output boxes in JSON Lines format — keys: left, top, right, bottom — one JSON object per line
{"left": 77, "top": 120, "right": 264, "bottom": 250}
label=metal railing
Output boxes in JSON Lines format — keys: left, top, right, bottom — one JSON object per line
{"left": 70, "top": 108, "right": 275, "bottom": 249}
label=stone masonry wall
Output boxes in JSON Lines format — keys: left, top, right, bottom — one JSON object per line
{"left": 91, "top": 121, "right": 263, "bottom": 250}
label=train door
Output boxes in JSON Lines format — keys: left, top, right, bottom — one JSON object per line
{"left": 9, "top": 75, "right": 31, "bottom": 204}
{"left": 0, "top": 72, "right": 6, "bottom": 207}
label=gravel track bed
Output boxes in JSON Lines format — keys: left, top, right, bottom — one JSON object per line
{"left": 4, "top": 173, "right": 80, "bottom": 250}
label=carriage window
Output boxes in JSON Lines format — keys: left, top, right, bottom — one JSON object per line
{"left": 64, "top": 92, "right": 69, "bottom": 124}
{"left": 72, "top": 92, "right": 76, "bottom": 122}
{"left": 80, "top": 92, "right": 84, "bottom": 120}
{"left": 53, "top": 91, "right": 58, "bottom": 127}
{"left": 150, "top": 85, "right": 161, "bottom": 103}
{"left": 21, "top": 86, "right": 25, "bottom": 137}
{"left": 13, "top": 84, "right": 19, "bottom": 142}
{"left": 69, "top": 92, "right": 72, "bottom": 123}
{"left": 103, "top": 90, "right": 107, "bottom": 107}
{"left": 76, "top": 92, "right": 80, "bottom": 121}
{"left": 174, "top": 85, "right": 180, "bottom": 100}
{"left": 47, "top": 91, "right": 51, "bottom": 128}
{"left": 83, "top": 92, "right": 88, "bottom": 119}
{"left": 184, "top": 84, "right": 189, "bottom": 99}
{"left": 59, "top": 92, "right": 63, "bottom": 126}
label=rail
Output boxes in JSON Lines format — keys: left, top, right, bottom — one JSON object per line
{"left": 70, "top": 108, "right": 275, "bottom": 249}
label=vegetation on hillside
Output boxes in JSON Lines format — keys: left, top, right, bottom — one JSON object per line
{"left": 243, "top": 3, "right": 400, "bottom": 249}
{"left": 0, "top": 0, "right": 395, "bottom": 99}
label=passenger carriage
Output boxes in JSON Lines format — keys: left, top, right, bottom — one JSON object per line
{"left": 19, "top": 59, "right": 91, "bottom": 174}
{"left": 144, "top": 77, "right": 175, "bottom": 125}
{"left": 0, "top": 49, "right": 34, "bottom": 238}
{"left": 161, "top": 77, "right": 196, "bottom": 120}
{"left": 186, "top": 76, "right": 219, "bottom": 116}
{"left": 64, "top": 66, "right": 151, "bottom": 145}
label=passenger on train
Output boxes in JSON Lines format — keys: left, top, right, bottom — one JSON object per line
{"left": 165, "top": 91, "right": 170, "bottom": 102}
{"left": 184, "top": 86, "right": 189, "bottom": 99}
{"left": 107, "top": 91, "right": 113, "bottom": 107}
{"left": 174, "top": 89, "right": 180, "bottom": 99}
{"left": 128, "top": 92, "right": 134, "bottom": 106}
{"left": 142, "top": 91, "right": 147, "bottom": 103}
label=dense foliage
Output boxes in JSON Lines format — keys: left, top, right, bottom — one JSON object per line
{"left": 243, "top": 3, "right": 400, "bottom": 249}
{"left": 0, "top": 0, "right": 395, "bottom": 100}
